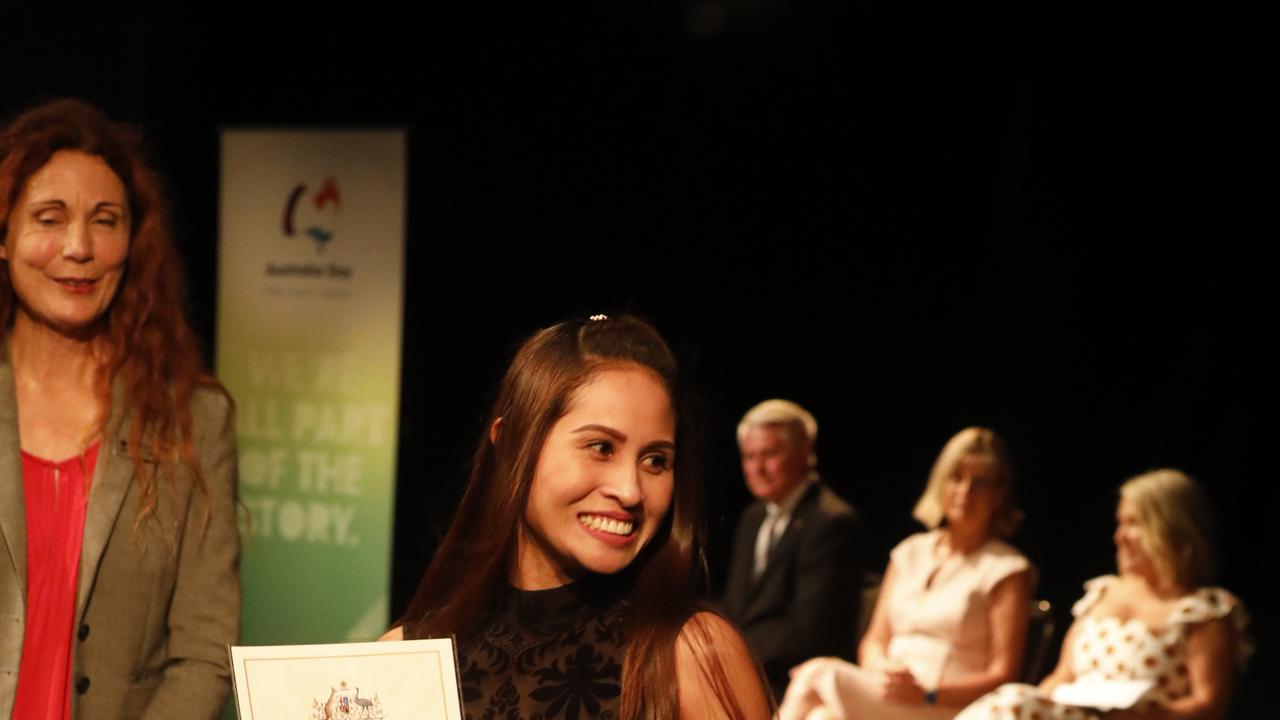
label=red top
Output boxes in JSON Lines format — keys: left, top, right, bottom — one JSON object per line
{"left": 14, "top": 441, "right": 99, "bottom": 720}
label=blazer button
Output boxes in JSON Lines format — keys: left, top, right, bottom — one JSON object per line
{"left": 78, "top": 623, "right": 90, "bottom": 641}
{"left": 76, "top": 676, "right": 90, "bottom": 694}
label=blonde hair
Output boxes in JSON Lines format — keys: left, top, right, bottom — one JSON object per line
{"left": 1120, "top": 469, "right": 1216, "bottom": 590}
{"left": 912, "top": 427, "right": 1021, "bottom": 537}
{"left": 736, "top": 398, "right": 818, "bottom": 469}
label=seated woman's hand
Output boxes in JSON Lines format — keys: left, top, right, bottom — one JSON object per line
{"left": 1034, "top": 674, "right": 1066, "bottom": 700}
{"left": 877, "top": 667, "right": 926, "bottom": 704}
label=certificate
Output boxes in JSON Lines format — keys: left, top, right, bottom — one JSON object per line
{"left": 230, "top": 638, "right": 463, "bottom": 719}
{"left": 1050, "top": 679, "right": 1154, "bottom": 710}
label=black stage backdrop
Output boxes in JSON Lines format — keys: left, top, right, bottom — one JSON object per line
{"left": 8, "top": 3, "right": 1271, "bottom": 714}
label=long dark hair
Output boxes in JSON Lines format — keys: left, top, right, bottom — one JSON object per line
{"left": 0, "top": 98, "right": 223, "bottom": 523}
{"left": 398, "top": 314, "right": 726, "bottom": 718}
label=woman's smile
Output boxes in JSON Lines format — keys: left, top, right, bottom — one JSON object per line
{"left": 578, "top": 512, "right": 637, "bottom": 538}
{"left": 54, "top": 276, "right": 101, "bottom": 294}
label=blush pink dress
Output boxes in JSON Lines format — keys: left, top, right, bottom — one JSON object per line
{"left": 779, "top": 530, "right": 1030, "bottom": 720}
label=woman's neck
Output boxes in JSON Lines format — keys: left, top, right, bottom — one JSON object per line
{"left": 941, "top": 523, "right": 989, "bottom": 556}
{"left": 8, "top": 313, "right": 111, "bottom": 459}
{"left": 1124, "top": 562, "right": 1185, "bottom": 600}
{"left": 9, "top": 312, "right": 107, "bottom": 387}
{"left": 510, "top": 525, "right": 578, "bottom": 591}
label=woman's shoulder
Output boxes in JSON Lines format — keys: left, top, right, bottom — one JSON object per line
{"left": 676, "top": 611, "right": 771, "bottom": 719}
{"left": 978, "top": 535, "right": 1026, "bottom": 559}
{"left": 976, "top": 536, "right": 1029, "bottom": 568}
{"left": 190, "top": 381, "right": 233, "bottom": 411}
{"left": 678, "top": 610, "right": 741, "bottom": 647}
{"left": 1170, "top": 586, "right": 1247, "bottom": 627}
{"left": 189, "top": 382, "right": 235, "bottom": 433}
{"left": 889, "top": 530, "right": 941, "bottom": 563}
{"left": 1071, "top": 574, "right": 1119, "bottom": 618}
{"left": 1171, "top": 586, "right": 1253, "bottom": 670}
{"left": 972, "top": 537, "right": 1031, "bottom": 592}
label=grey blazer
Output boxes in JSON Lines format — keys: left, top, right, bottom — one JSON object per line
{"left": 0, "top": 360, "right": 240, "bottom": 720}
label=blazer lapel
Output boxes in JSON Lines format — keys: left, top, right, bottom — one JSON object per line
{"left": 749, "top": 483, "right": 820, "bottom": 592}
{"left": 0, "top": 362, "right": 26, "bottom": 594}
{"left": 726, "top": 503, "right": 766, "bottom": 618}
{"left": 76, "top": 388, "right": 136, "bottom": 622}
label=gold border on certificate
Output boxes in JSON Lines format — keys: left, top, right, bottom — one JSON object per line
{"left": 230, "top": 638, "right": 462, "bottom": 719}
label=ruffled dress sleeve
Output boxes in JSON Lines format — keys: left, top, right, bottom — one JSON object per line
{"left": 1167, "top": 587, "right": 1253, "bottom": 670}
{"left": 1070, "top": 575, "right": 1116, "bottom": 618}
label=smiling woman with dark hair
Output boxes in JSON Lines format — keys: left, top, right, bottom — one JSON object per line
{"left": 382, "top": 314, "right": 771, "bottom": 719}
{"left": 0, "top": 98, "right": 238, "bottom": 720}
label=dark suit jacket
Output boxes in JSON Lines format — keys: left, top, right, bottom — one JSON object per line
{"left": 0, "top": 360, "right": 240, "bottom": 720}
{"left": 722, "top": 481, "right": 863, "bottom": 699}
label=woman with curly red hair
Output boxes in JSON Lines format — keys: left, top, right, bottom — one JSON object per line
{"left": 0, "top": 99, "right": 238, "bottom": 720}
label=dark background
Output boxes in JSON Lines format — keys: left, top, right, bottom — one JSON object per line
{"left": 9, "top": 2, "right": 1270, "bottom": 714}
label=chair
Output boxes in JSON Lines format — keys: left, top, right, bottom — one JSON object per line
{"left": 855, "top": 572, "right": 882, "bottom": 643}
{"left": 1022, "top": 599, "right": 1057, "bottom": 683}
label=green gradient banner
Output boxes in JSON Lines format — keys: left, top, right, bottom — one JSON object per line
{"left": 216, "top": 130, "right": 405, "bottom": 648}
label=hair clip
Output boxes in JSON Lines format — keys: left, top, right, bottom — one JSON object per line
{"left": 588, "top": 314, "right": 608, "bottom": 322}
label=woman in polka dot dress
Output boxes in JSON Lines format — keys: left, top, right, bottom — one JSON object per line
{"left": 956, "top": 469, "right": 1251, "bottom": 720}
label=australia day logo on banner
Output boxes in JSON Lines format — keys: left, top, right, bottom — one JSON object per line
{"left": 286, "top": 176, "right": 341, "bottom": 254}
{"left": 265, "top": 175, "right": 354, "bottom": 282}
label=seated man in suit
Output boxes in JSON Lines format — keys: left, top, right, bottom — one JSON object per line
{"left": 722, "top": 399, "right": 863, "bottom": 700}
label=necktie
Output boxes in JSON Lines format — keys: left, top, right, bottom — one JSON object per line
{"left": 753, "top": 509, "right": 783, "bottom": 579}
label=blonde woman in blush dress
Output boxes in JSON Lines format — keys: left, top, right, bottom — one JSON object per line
{"left": 777, "top": 428, "right": 1033, "bottom": 720}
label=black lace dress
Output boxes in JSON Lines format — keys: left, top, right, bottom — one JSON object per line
{"left": 452, "top": 579, "right": 629, "bottom": 720}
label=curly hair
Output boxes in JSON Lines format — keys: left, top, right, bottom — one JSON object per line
{"left": 0, "top": 98, "right": 223, "bottom": 525}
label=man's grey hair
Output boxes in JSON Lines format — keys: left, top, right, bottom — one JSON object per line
{"left": 736, "top": 398, "right": 818, "bottom": 469}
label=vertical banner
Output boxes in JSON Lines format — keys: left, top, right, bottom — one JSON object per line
{"left": 217, "top": 130, "right": 405, "bottom": 646}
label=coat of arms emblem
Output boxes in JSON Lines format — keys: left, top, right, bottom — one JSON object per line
{"left": 311, "top": 680, "right": 387, "bottom": 719}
